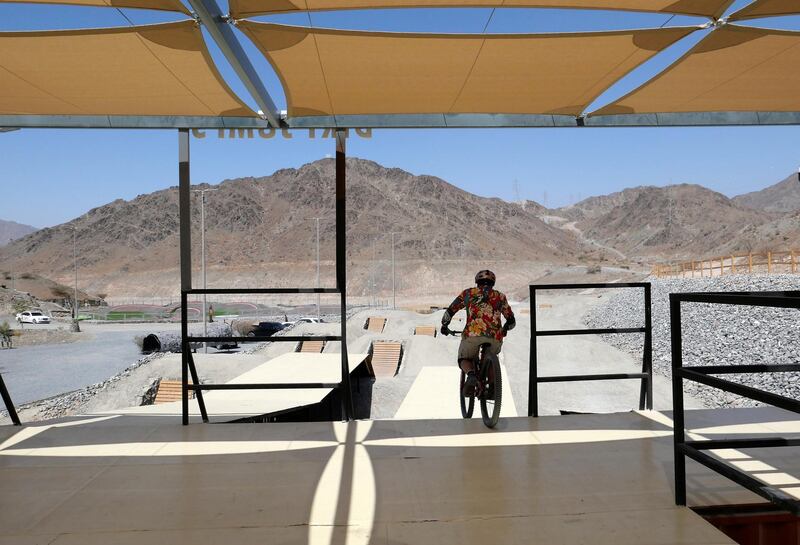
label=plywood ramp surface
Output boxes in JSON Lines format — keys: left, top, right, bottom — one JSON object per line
{"left": 371, "top": 341, "right": 401, "bottom": 378}
{"left": 298, "top": 340, "right": 325, "bottom": 353}
{"left": 153, "top": 379, "right": 193, "bottom": 404}
{"left": 414, "top": 325, "right": 436, "bottom": 337}
{"left": 2, "top": 409, "right": 781, "bottom": 545}
{"left": 366, "top": 317, "right": 387, "bottom": 333}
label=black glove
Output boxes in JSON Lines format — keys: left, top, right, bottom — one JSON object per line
{"left": 440, "top": 324, "right": 450, "bottom": 336}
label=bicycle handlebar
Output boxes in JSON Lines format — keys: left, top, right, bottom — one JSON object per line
{"left": 442, "top": 327, "right": 463, "bottom": 336}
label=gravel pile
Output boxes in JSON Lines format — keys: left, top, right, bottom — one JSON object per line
{"left": 585, "top": 274, "right": 800, "bottom": 408}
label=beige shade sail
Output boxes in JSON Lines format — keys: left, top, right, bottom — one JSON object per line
{"left": 593, "top": 25, "right": 800, "bottom": 116}
{"left": 0, "top": 0, "right": 190, "bottom": 13}
{"left": 238, "top": 22, "right": 695, "bottom": 118}
{"left": 0, "top": 21, "right": 256, "bottom": 117}
{"left": 231, "top": 0, "right": 734, "bottom": 19}
{"left": 729, "top": 0, "right": 798, "bottom": 21}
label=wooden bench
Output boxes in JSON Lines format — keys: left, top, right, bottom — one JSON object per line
{"left": 370, "top": 341, "right": 402, "bottom": 378}
{"left": 366, "top": 317, "right": 387, "bottom": 333}
{"left": 414, "top": 325, "right": 436, "bottom": 337}
{"left": 154, "top": 379, "right": 194, "bottom": 404}
{"left": 298, "top": 340, "right": 325, "bottom": 353}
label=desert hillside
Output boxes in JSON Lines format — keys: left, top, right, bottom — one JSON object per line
{"left": 2, "top": 159, "right": 799, "bottom": 300}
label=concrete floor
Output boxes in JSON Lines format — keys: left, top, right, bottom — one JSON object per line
{"left": 4, "top": 407, "right": 799, "bottom": 544}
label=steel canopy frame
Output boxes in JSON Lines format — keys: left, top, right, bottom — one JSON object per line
{"left": 185, "top": 0, "right": 281, "bottom": 127}
{"left": 5, "top": 112, "right": 800, "bottom": 128}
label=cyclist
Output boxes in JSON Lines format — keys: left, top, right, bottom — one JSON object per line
{"left": 441, "top": 270, "right": 515, "bottom": 395}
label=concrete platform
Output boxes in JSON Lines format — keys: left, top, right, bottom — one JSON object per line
{"left": 3, "top": 407, "right": 800, "bottom": 544}
{"left": 104, "top": 352, "right": 368, "bottom": 422}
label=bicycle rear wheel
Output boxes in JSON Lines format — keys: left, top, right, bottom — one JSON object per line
{"left": 480, "top": 354, "right": 502, "bottom": 428}
{"left": 459, "top": 370, "right": 475, "bottom": 418}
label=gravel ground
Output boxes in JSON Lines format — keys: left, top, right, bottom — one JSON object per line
{"left": 585, "top": 274, "right": 800, "bottom": 408}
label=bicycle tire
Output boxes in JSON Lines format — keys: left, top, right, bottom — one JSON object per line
{"left": 459, "top": 370, "right": 475, "bottom": 418}
{"left": 480, "top": 354, "right": 502, "bottom": 428}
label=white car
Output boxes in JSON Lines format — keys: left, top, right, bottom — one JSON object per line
{"left": 15, "top": 311, "right": 51, "bottom": 324}
{"left": 297, "top": 317, "right": 323, "bottom": 324}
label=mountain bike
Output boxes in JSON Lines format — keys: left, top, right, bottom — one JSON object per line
{"left": 442, "top": 327, "right": 502, "bottom": 428}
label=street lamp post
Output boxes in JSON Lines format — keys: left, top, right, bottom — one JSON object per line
{"left": 192, "top": 188, "right": 217, "bottom": 352}
{"left": 313, "top": 217, "right": 321, "bottom": 320}
{"left": 72, "top": 226, "right": 80, "bottom": 332}
{"left": 390, "top": 232, "right": 398, "bottom": 310}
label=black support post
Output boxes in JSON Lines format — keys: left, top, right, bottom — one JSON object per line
{"left": 336, "top": 130, "right": 354, "bottom": 421}
{"left": 179, "top": 129, "right": 192, "bottom": 426}
{"left": 528, "top": 286, "right": 538, "bottom": 417}
{"left": 641, "top": 284, "right": 653, "bottom": 410}
{"left": 670, "top": 294, "right": 686, "bottom": 506}
{"left": 0, "top": 372, "right": 20, "bottom": 426}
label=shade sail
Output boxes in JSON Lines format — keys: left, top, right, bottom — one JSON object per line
{"left": 238, "top": 22, "right": 695, "bottom": 118}
{"left": 593, "top": 25, "right": 800, "bottom": 116}
{"left": 0, "top": 21, "right": 256, "bottom": 117}
{"left": 231, "top": 0, "right": 734, "bottom": 19}
{"left": 0, "top": 0, "right": 189, "bottom": 13}
{"left": 728, "top": 0, "right": 798, "bottom": 21}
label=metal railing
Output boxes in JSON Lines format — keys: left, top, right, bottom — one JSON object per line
{"left": 180, "top": 287, "right": 353, "bottom": 424}
{"left": 671, "top": 291, "right": 800, "bottom": 514}
{"left": 0, "top": 372, "right": 20, "bottom": 426}
{"left": 528, "top": 282, "right": 653, "bottom": 417}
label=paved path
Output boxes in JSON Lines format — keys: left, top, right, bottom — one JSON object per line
{"left": 0, "top": 322, "right": 185, "bottom": 405}
{"left": 393, "top": 362, "right": 517, "bottom": 419}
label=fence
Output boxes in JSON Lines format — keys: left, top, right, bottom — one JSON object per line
{"left": 528, "top": 282, "right": 653, "bottom": 417}
{"left": 670, "top": 290, "right": 800, "bottom": 514}
{"left": 653, "top": 250, "right": 799, "bottom": 278}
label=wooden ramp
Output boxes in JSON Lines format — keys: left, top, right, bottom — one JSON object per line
{"left": 5, "top": 409, "right": 783, "bottom": 545}
{"left": 414, "top": 325, "right": 437, "bottom": 337}
{"left": 153, "top": 379, "right": 193, "bottom": 405}
{"left": 366, "top": 317, "right": 387, "bottom": 333}
{"left": 297, "top": 340, "right": 325, "bottom": 353}
{"left": 370, "top": 341, "right": 402, "bottom": 378}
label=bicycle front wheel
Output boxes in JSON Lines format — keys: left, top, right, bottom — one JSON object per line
{"left": 459, "top": 370, "right": 475, "bottom": 418}
{"left": 480, "top": 355, "right": 502, "bottom": 428}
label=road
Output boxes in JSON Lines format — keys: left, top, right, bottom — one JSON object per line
{"left": 0, "top": 322, "right": 186, "bottom": 405}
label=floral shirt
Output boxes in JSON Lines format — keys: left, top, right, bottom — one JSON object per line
{"left": 447, "top": 287, "right": 514, "bottom": 341}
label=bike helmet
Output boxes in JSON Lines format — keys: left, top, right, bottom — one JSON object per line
{"left": 475, "top": 269, "right": 496, "bottom": 287}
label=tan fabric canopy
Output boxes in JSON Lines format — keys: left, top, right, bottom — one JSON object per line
{"left": 239, "top": 22, "right": 694, "bottom": 117}
{"left": 231, "top": 0, "right": 734, "bottom": 19}
{"left": 0, "top": 0, "right": 189, "bottom": 13}
{"left": 0, "top": 21, "right": 255, "bottom": 117}
{"left": 729, "top": 0, "right": 798, "bottom": 21}
{"left": 593, "top": 25, "right": 800, "bottom": 116}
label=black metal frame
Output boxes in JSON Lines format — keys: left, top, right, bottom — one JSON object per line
{"left": 528, "top": 282, "right": 653, "bottom": 417}
{"left": 671, "top": 291, "right": 800, "bottom": 515}
{"left": 178, "top": 129, "right": 354, "bottom": 425}
{"left": 0, "top": 372, "right": 20, "bottom": 426}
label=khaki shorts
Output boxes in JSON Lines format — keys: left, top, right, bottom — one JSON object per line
{"left": 458, "top": 336, "right": 502, "bottom": 363}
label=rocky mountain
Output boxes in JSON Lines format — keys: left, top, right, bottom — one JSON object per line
{"left": 0, "top": 220, "right": 37, "bottom": 245}
{"left": 559, "top": 184, "right": 783, "bottom": 260}
{"left": 0, "top": 158, "right": 590, "bottom": 298}
{"left": 733, "top": 173, "right": 800, "bottom": 213}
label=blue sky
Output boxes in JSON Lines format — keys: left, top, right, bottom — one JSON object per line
{"left": 1, "top": 1, "right": 800, "bottom": 228}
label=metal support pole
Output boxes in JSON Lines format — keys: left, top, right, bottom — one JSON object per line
{"left": 529, "top": 286, "right": 538, "bottom": 417}
{"left": 0, "top": 372, "right": 20, "bottom": 426}
{"left": 391, "top": 232, "right": 396, "bottom": 309}
{"left": 179, "top": 129, "right": 192, "bottom": 426}
{"left": 336, "top": 130, "right": 354, "bottom": 421}
{"left": 670, "top": 294, "right": 686, "bottom": 505}
{"left": 201, "top": 193, "right": 207, "bottom": 352}
{"left": 71, "top": 227, "right": 80, "bottom": 332}
{"left": 315, "top": 217, "right": 321, "bottom": 320}
{"left": 641, "top": 284, "right": 653, "bottom": 410}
